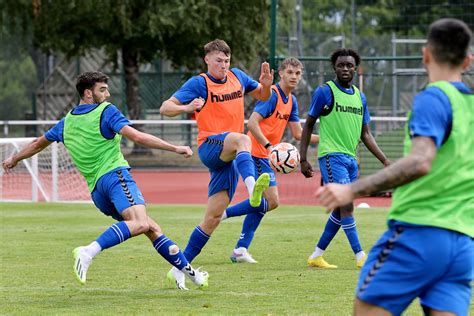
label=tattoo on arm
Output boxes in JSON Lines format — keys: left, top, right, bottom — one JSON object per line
{"left": 351, "top": 137, "right": 436, "bottom": 197}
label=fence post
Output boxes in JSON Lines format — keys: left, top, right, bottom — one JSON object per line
{"left": 52, "top": 142, "right": 58, "bottom": 202}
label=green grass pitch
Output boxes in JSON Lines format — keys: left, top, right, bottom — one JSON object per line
{"left": 1, "top": 203, "right": 471, "bottom": 315}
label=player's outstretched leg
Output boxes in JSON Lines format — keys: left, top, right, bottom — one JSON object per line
{"left": 72, "top": 247, "right": 93, "bottom": 284}
{"left": 250, "top": 173, "right": 270, "bottom": 207}
{"left": 151, "top": 234, "right": 209, "bottom": 290}
{"left": 229, "top": 211, "right": 265, "bottom": 263}
{"left": 72, "top": 222, "right": 131, "bottom": 284}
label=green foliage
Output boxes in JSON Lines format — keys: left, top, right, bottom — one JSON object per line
{"left": 0, "top": 34, "right": 37, "bottom": 120}
{"left": 0, "top": 0, "right": 33, "bottom": 38}
{"left": 0, "top": 203, "right": 447, "bottom": 315}
{"left": 276, "top": 1, "right": 473, "bottom": 56}
{"left": 362, "top": 0, "right": 474, "bottom": 36}
{"left": 31, "top": 0, "right": 268, "bottom": 69}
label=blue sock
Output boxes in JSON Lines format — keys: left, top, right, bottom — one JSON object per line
{"left": 235, "top": 151, "right": 255, "bottom": 180}
{"left": 225, "top": 198, "right": 268, "bottom": 219}
{"left": 235, "top": 209, "right": 265, "bottom": 249}
{"left": 96, "top": 221, "right": 131, "bottom": 250}
{"left": 341, "top": 216, "right": 362, "bottom": 254}
{"left": 316, "top": 211, "right": 341, "bottom": 250}
{"left": 183, "top": 226, "right": 210, "bottom": 263}
{"left": 153, "top": 235, "right": 189, "bottom": 270}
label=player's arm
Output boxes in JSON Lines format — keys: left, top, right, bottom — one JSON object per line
{"left": 360, "top": 124, "right": 391, "bottom": 166}
{"left": 120, "top": 125, "right": 192, "bottom": 157}
{"left": 248, "top": 111, "right": 271, "bottom": 147}
{"left": 248, "top": 62, "right": 274, "bottom": 101}
{"left": 2, "top": 136, "right": 52, "bottom": 173}
{"left": 299, "top": 115, "right": 318, "bottom": 178}
{"left": 317, "top": 136, "right": 436, "bottom": 209}
{"left": 288, "top": 121, "right": 319, "bottom": 144}
{"left": 160, "top": 96, "right": 203, "bottom": 117}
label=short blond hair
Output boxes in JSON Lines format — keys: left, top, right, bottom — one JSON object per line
{"left": 204, "top": 39, "right": 231, "bottom": 56}
{"left": 279, "top": 57, "right": 303, "bottom": 71}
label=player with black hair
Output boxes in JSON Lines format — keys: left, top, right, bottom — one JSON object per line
{"left": 300, "top": 48, "right": 390, "bottom": 269}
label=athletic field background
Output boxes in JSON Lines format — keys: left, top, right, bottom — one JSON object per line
{"left": 3, "top": 203, "right": 471, "bottom": 315}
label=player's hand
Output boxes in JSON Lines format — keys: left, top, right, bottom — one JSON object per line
{"left": 175, "top": 146, "right": 193, "bottom": 158}
{"left": 300, "top": 160, "right": 314, "bottom": 178}
{"left": 2, "top": 157, "right": 17, "bottom": 173}
{"left": 316, "top": 183, "right": 355, "bottom": 211}
{"left": 186, "top": 97, "right": 204, "bottom": 113}
{"left": 259, "top": 62, "right": 274, "bottom": 88}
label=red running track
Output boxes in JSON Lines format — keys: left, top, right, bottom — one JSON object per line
{"left": 132, "top": 170, "right": 391, "bottom": 207}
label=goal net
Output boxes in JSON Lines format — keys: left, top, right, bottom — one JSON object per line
{"left": 0, "top": 138, "right": 90, "bottom": 202}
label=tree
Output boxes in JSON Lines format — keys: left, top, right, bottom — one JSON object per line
{"left": 29, "top": 0, "right": 268, "bottom": 121}
{"left": 0, "top": 1, "right": 37, "bottom": 121}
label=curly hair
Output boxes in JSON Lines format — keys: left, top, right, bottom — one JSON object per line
{"left": 330, "top": 48, "right": 361, "bottom": 67}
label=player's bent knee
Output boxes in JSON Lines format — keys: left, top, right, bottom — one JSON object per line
{"left": 268, "top": 199, "right": 279, "bottom": 211}
{"left": 203, "top": 214, "right": 221, "bottom": 231}
{"left": 235, "top": 133, "right": 251, "bottom": 148}
{"left": 133, "top": 221, "right": 150, "bottom": 235}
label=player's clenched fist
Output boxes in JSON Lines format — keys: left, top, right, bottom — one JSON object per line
{"left": 186, "top": 97, "right": 204, "bottom": 113}
{"left": 2, "top": 157, "right": 17, "bottom": 173}
{"left": 175, "top": 146, "right": 193, "bottom": 158}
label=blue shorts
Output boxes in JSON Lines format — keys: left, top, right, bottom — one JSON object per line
{"left": 319, "top": 153, "right": 358, "bottom": 184}
{"left": 357, "top": 221, "right": 473, "bottom": 316}
{"left": 198, "top": 132, "right": 239, "bottom": 200}
{"left": 253, "top": 156, "right": 276, "bottom": 187}
{"left": 91, "top": 168, "right": 145, "bottom": 221}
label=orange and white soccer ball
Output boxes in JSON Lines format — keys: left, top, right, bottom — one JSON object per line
{"left": 269, "top": 142, "right": 300, "bottom": 174}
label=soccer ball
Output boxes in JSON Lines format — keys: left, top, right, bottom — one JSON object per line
{"left": 269, "top": 142, "right": 300, "bottom": 174}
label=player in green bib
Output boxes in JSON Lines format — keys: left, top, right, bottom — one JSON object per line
{"left": 2, "top": 71, "right": 208, "bottom": 290}
{"left": 316, "top": 19, "right": 473, "bottom": 316}
{"left": 300, "top": 48, "right": 390, "bottom": 269}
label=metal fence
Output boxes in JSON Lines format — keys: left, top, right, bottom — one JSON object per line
{"left": 0, "top": 117, "right": 406, "bottom": 176}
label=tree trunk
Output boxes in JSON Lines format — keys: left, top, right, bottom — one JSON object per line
{"left": 122, "top": 46, "right": 151, "bottom": 155}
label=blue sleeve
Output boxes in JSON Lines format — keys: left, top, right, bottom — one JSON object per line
{"left": 308, "top": 85, "right": 331, "bottom": 118}
{"left": 172, "top": 76, "right": 207, "bottom": 104}
{"left": 101, "top": 104, "right": 131, "bottom": 138}
{"left": 253, "top": 91, "right": 278, "bottom": 118}
{"left": 44, "top": 118, "right": 65, "bottom": 143}
{"left": 409, "top": 87, "right": 452, "bottom": 148}
{"left": 232, "top": 68, "right": 259, "bottom": 93}
{"left": 289, "top": 95, "right": 300, "bottom": 122}
{"left": 361, "top": 92, "right": 371, "bottom": 124}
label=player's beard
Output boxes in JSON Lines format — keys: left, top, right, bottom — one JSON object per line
{"left": 92, "top": 93, "right": 106, "bottom": 104}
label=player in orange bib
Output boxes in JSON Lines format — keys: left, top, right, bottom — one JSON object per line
{"left": 160, "top": 39, "right": 274, "bottom": 288}
{"left": 221, "top": 57, "right": 319, "bottom": 263}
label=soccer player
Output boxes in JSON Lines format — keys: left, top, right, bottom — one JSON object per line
{"left": 316, "top": 18, "right": 473, "bottom": 316}
{"left": 2, "top": 71, "right": 208, "bottom": 290}
{"left": 160, "top": 39, "right": 273, "bottom": 287}
{"left": 300, "top": 48, "right": 390, "bottom": 269}
{"left": 221, "top": 57, "right": 319, "bottom": 263}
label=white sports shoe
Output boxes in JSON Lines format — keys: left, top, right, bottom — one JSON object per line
{"left": 184, "top": 265, "right": 209, "bottom": 288}
{"left": 230, "top": 247, "right": 258, "bottom": 263}
{"left": 167, "top": 267, "right": 188, "bottom": 290}
{"left": 72, "top": 246, "right": 92, "bottom": 284}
